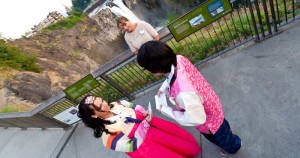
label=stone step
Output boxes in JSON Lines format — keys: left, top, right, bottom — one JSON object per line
{"left": 0, "top": 127, "right": 67, "bottom": 158}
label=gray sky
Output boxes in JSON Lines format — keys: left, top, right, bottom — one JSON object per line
{"left": 0, "top": 0, "right": 72, "bottom": 39}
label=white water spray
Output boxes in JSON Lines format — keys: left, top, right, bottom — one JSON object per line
{"left": 89, "top": 0, "right": 139, "bottom": 22}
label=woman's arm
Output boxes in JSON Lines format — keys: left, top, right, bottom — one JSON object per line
{"left": 141, "top": 21, "right": 159, "bottom": 40}
{"left": 119, "top": 100, "right": 145, "bottom": 114}
{"left": 102, "top": 120, "right": 150, "bottom": 152}
{"left": 161, "top": 92, "right": 206, "bottom": 126}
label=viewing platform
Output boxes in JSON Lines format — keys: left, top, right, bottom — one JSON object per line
{"left": 1, "top": 19, "right": 299, "bottom": 158}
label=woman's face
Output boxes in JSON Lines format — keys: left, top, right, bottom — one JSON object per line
{"left": 120, "top": 21, "right": 135, "bottom": 33}
{"left": 90, "top": 97, "right": 110, "bottom": 117}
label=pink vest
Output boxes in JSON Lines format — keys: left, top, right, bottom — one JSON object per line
{"left": 170, "top": 55, "right": 224, "bottom": 134}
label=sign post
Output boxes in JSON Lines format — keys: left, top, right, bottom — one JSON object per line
{"left": 168, "top": 0, "right": 233, "bottom": 41}
{"left": 63, "top": 74, "right": 99, "bottom": 100}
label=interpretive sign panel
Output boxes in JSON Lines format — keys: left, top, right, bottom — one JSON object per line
{"left": 168, "top": 0, "right": 232, "bottom": 41}
{"left": 53, "top": 106, "right": 81, "bottom": 125}
{"left": 63, "top": 74, "right": 99, "bottom": 100}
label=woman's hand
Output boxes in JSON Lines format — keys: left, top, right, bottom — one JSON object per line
{"left": 157, "top": 90, "right": 163, "bottom": 97}
{"left": 143, "top": 111, "right": 153, "bottom": 122}
{"left": 145, "top": 112, "right": 153, "bottom": 122}
{"left": 142, "top": 110, "right": 149, "bottom": 117}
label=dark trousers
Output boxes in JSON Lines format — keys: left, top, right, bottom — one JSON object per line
{"left": 202, "top": 118, "right": 241, "bottom": 154}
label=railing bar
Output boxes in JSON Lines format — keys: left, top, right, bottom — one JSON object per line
{"left": 192, "top": 32, "right": 205, "bottom": 51}
{"left": 229, "top": 12, "right": 242, "bottom": 43}
{"left": 199, "top": 29, "right": 210, "bottom": 48}
{"left": 236, "top": 5, "right": 248, "bottom": 40}
{"left": 292, "top": 0, "right": 295, "bottom": 20}
{"left": 254, "top": 0, "right": 265, "bottom": 38}
{"left": 217, "top": 20, "right": 230, "bottom": 48}
{"left": 188, "top": 36, "right": 199, "bottom": 55}
{"left": 243, "top": 3, "right": 254, "bottom": 36}
{"left": 109, "top": 72, "right": 128, "bottom": 87}
{"left": 128, "top": 63, "right": 147, "bottom": 84}
{"left": 222, "top": 16, "right": 236, "bottom": 45}
{"left": 167, "top": 41, "right": 177, "bottom": 51}
{"left": 247, "top": 0, "right": 260, "bottom": 41}
{"left": 120, "top": 67, "right": 142, "bottom": 91}
{"left": 104, "top": 74, "right": 128, "bottom": 94}
{"left": 198, "top": 30, "right": 210, "bottom": 55}
{"left": 262, "top": 0, "right": 272, "bottom": 35}
{"left": 128, "top": 63, "right": 147, "bottom": 85}
{"left": 102, "top": 75, "right": 131, "bottom": 99}
{"left": 0, "top": 119, "right": 22, "bottom": 128}
{"left": 275, "top": 0, "right": 281, "bottom": 26}
{"left": 211, "top": 22, "right": 222, "bottom": 43}
{"left": 268, "top": 0, "right": 278, "bottom": 32}
{"left": 132, "top": 61, "right": 156, "bottom": 83}
{"left": 169, "top": 38, "right": 180, "bottom": 52}
{"left": 16, "top": 118, "right": 42, "bottom": 128}
{"left": 205, "top": 27, "right": 215, "bottom": 44}
{"left": 283, "top": 0, "right": 288, "bottom": 22}
{"left": 183, "top": 38, "right": 194, "bottom": 54}
{"left": 119, "top": 65, "right": 138, "bottom": 85}
{"left": 35, "top": 114, "right": 68, "bottom": 128}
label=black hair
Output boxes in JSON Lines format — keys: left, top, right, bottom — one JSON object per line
{"left": 77, "top": 95, "right": 116, "bottom": 138}
{"left": 137, "top": 41, "right": 177, "bottom": 74}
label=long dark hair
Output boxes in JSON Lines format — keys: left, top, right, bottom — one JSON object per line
{"left": 77, "top": 95, "right": 116, "bottom": 138}
{"left": 137, "top": 41, "right": 177, "bottom": 74}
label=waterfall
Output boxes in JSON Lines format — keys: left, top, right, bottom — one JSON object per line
{"left": 89, "top": 0, "right": 139, "bottom": 22}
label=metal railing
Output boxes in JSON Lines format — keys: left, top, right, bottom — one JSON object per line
{"left": 1, "top": 0, "right": 299, "bottom": 129}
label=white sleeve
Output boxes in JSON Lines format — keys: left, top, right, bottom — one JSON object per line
{"left": 159, "top": 79, "right": 169, "bottom": 94}
{"left": 161, "top": 92, "right": 206, "bottom": 126}
{"left": 141, "top": 21, "right": 158, "bottom": 38}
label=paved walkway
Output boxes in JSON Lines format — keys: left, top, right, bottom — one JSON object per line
{"left": 1, "top": 19, "right": 300, "bottom": 158}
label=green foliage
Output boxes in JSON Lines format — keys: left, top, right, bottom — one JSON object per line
{"left": 0, "top": 104, "right": 29, "bottom": 113}
{"left": 72, "top": 0, "right": 92, "bottom": 13}
{"left": 100, "top": 84, "right": 124, "bottom": 102}
{"left": 43, "top": 11, "right": 85, "bottom": 31}
{"left": 0, "top": 39, "right": 41, "bottom": 72}
{"left": 166, "top": 11, "right": 180, "bottom": 23}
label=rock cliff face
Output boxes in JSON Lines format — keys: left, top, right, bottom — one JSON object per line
{"left": 1, "top": 6, "right": 128, "bottom": 109}
{"left": 0, "top": 0, "right": 199, "bottom": 110}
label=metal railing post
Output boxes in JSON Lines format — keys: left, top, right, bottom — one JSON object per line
{"left": 253, "top": 0, "right": 265, "bottom": 38}
{"left": 101, "top": 75, "right": 132, "bottom": 99}
{"left": 247, "top": 0, "right": 260, "bottom": 41}
{"left": 261, "top": 0, "right": 272, "bottom": 35}
{"left": 269, "top": 0, "right": 278, "bottom": 32}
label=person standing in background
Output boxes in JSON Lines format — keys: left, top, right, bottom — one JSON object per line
{"left": 117, "top": 16, "right": 160, "bottom": 55}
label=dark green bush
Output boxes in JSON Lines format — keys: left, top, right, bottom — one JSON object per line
{"left": 0, "top": 39, "right": 41, "bottom": 72}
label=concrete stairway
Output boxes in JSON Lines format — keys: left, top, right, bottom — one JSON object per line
{"left": 0, "top": 127, "right": 72, "bottom": 158}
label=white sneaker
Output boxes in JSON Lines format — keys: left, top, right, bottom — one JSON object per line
{"left": 219, "top": 148, "right": 229, "bottom": 156}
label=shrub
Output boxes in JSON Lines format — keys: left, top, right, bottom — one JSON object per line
{"left": 0, "top": 39, "right": 41, "bottom": 72}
